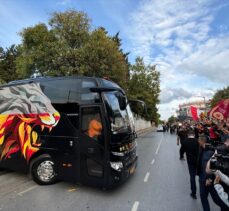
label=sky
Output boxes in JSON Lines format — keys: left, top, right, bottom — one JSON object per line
{"left": 0, "top": 0, "right": 229, "bottom": 120}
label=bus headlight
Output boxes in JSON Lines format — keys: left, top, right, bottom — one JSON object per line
{"left": 110, "top": 162, "right": 123, "bottom": 171}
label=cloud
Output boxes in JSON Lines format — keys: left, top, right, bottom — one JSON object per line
{"left": 178, "top": 36, "right": 229, "bottom": 84}
{"left": 57, "top": 0, "right": 72, "bottom": 6}
{"left": 160, "top": 87, "right": 193, "bottom": 104}
{"left": 123, "top": 0, "right": 229, "bottom": 119}
{"left": 125, "top": 0, "right": 229, "bottom": 80}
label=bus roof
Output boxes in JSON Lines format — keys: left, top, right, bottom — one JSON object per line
{"left": 0, "top": 76, "right": 124, "bottom": 94}
{"left": 1, "top": 76, "right": 99, "bottom": 88}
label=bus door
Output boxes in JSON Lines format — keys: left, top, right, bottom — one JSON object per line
{"left": 79, "top": 106, "right": 107, "bottom": 187}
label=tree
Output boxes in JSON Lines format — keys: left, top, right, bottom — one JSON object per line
{"left": 0, "top": 45, "right": 20, "bottom": 84}
{"left": 211, "top": 86, "right": 229, "bottom": 107}
{"left": 16, "top": 24, "right": 57, "bottom": 78}
{"left": 12, "top": 9, "right": 161, "bottom": 122}
{"left": 127, "top": 57, "right": 160, "bottom": 123}
{"left": 16, "top": 9, "right": 91, "bottom": 78}
{"left": 112, "top": 31, "right": 130, "bottom": 79}
{"left": 16, "top": 10, "right": 129, "bottom": 84}
{"left": 78, "top": 28, "right": 128, "bottom": 87}
{"left": 168, "top": 115, "right": 178, "bottom": 124}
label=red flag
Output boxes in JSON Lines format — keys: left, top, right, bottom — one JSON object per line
{"left": 208, "top": 99, "right": 229, "bottom": 121}
{"left": 190, "top": 106, "right": 199, "bottom": 121}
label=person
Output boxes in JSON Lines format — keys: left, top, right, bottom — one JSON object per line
{"left": 219, "top": 123, "right": 229, "bottom": 142}
{"left": 177, "top": 124, "right": 187, "bottom": 160}
{"left": 87, "top": 119, "right": 102, "bottom": 139}
{"left": 198, "top": 135, "right": 229, "bottom": 211}
{"left": 206, "top": 159, "right": 229, "bottom": 208}
{"left": 205, "top": 138, "right": 229, "bottom": 208}
{"left": 213, "top": 171, "right": 229, "bottom": 208}
{"left": 183, "top": 129, "right": 199, "bottom": 199}
{"left": 194, "top": 123, "right": 205, "bottom": 138}
{"left": 209, "top": 122, "right": 220, "bottom": 142}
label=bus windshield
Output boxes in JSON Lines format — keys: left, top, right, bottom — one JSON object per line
{"left": 104, "top": 92, "right": 135, "bottom": 137}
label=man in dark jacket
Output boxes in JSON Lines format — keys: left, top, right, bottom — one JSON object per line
{"left": 183, "top": 129, "right": 199, "bottom": 199}
{"left": 177, "top": 125, "right": 187, "bottom": 160}
{"left": 198, "top": 135, "right": 229, "bottom": 211}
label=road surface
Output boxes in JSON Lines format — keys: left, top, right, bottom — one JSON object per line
{"left": 0, "top": 130, "right": 219, "bottom": 211}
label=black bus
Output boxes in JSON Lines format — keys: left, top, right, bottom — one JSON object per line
{"left": 0, "top": 76, "right": 139, "bottom": 188}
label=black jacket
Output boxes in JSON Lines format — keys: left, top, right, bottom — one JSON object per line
{"left": 177, "top": 129, "right": 187, "bottom": 145}
{"left": 183, "top": 137, "right": 199, "bottom": 165}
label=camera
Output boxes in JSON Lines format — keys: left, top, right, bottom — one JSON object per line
{"left": 205, "top": 141, "right": 228, "bottom": 154}
{"left": 209, "top": 154, "right": 229, "bottom": 176}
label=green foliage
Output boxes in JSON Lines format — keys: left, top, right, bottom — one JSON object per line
{"left": 127, "top": 57, "right": 160, "bottom": 123}
{"left": 0, "top": 45, "right": 20, "bottom": 83}
{"left": 16, "top": 24, "right": 56, "bottom": 77}
{"left": 16, "top": 10, "right": 91, "bottom": 77}
{"left": 167, "top": 115, "right": 178, "bottom": 124}
{"left": 3, "top": 9, "right": 161, "bottom": 123}
{"left": 49, "top": 10, "right": 90, "bottom": 49}
{"left": 16, "top": 10, "right": 129, "bottom": 82}
{"left": 211, "top": 86, "right": 229, "bottom": 107}
{"left": 78, "top": 28, "right": 128, "bottom": 87}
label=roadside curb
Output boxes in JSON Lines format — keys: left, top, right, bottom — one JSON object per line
{"left": 136, "top": 127, "right": 154, "bottom": 136}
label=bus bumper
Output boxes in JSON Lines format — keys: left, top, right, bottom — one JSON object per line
{"left": 107, "top": 156, "right": 138, "bottom": 188}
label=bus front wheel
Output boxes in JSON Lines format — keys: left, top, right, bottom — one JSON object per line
{"left": 30, "top": 154, "right": 58, "bottom": 185}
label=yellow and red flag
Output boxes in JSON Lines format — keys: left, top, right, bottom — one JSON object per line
{"left": 208, "top": 99, "right": 229, "bottom": 121}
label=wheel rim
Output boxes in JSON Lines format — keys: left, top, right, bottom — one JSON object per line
{"left": 37, "top": 160, "right": 55, "bottom": 182}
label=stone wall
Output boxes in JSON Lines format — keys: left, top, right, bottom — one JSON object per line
{"left": 134, "top": 116, "right": 152, "bottom": 132}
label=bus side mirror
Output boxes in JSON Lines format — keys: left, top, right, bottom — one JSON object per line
{"left": 128, "top": 100, "right": 147, "bottom": 116}
{"left": 115, "top": 93, "right": 127, "bottom": 110}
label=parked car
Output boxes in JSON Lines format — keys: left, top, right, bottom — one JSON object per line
{"left": 157, "top": 125, "right": 164, "bottom": 132}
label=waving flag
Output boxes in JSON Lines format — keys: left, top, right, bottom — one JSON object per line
{"left": 190, "top": 106, "right": 199, "bottom": 121}
{"left": 208, "top": 99, "right": 229, "bottom": 121}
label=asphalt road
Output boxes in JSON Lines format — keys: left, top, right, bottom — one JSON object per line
{"left": 0, "top": 131, "right": 220, "bottom": 211}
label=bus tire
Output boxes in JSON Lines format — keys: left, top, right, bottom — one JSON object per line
{"left": 30, "top": 154, "right": 58, "bottom": 185}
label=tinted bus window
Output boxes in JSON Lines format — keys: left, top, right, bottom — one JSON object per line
{"left": 40, "top": 79, "right": 81, "bottom": 129}
{"left": 82, "top": 80, "right": 97, "bottom": 88}
{"left": 53, "top": 103, "right": 80, "bottom": 130}
{"left": 41, "top": 79, "right": 81, "bottom": 103}
{"left": 81, "top": 80, "right": 100, "bottom": 103}
{"left": 101, "top": 79, "right": 120, "bottom": 89}
{"left": 41, "top": 79, "right": 100, "bottom": 104}
{"left": 104, "top": 92, "right": 129, "bottom": 133}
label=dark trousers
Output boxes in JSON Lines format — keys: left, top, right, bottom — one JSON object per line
{"left": 199, "top": 176, "right": 210, "bottom": 211}
{"left": 180, "top": 144, "right": 185, "bottom": 159}
{"left": 187, "top": 162, "right": 196, "bottom": 195}
{"left": 199, "top": 175, "right": 228, "bottom": 211}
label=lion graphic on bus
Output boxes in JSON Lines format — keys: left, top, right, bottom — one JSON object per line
{"left": 0, "top": 83, "right": 60, "bottom": 161}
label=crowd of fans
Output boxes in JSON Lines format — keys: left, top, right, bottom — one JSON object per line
{"left": 175, "top": 119, "right": 229, "bottom": 211}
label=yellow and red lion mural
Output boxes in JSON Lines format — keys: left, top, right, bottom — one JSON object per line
{"left": 0, "top": 83, "right": 60, "bottom": 162}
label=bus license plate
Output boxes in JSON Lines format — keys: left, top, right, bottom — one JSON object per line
{"left": 129, "top": 166, "right": 135, "bottom": 174}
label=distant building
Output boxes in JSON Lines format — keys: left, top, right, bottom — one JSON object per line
{"left": 177, "top": 99, "right": 211, "bottom": 121}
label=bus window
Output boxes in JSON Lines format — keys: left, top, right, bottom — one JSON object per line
{"left": 41, "top": 79, "right": 81, "bottom": 103}
{"left": 81, "top": 80, "right": 100, "bottom": 103}
{"left": 82, "top": 80, "right": 97, "bottom": 88}
{"left": 81, "top": 107, "right": 103, "bottom": 142}
{"left": 53, "top": 103, "right": 80, "bottom": 130}
{"left": 41, "top": 79, "right": 100, "bottom": 104}
{"left": 81, "top": 93, "right": 99, "bottom": 101}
